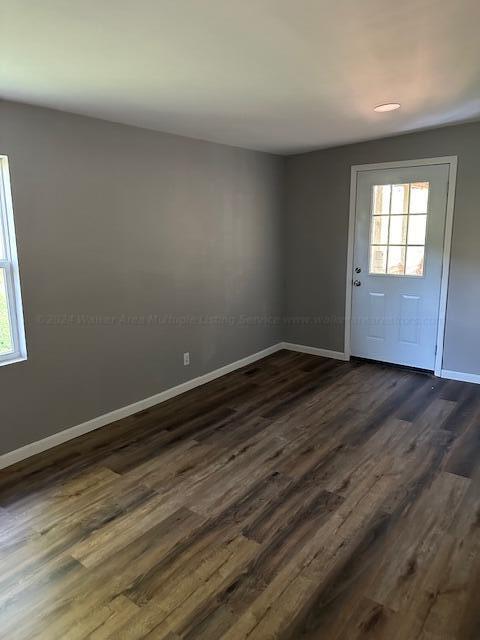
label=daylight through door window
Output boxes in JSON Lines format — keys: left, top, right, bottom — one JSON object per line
{"left": 369, "top": 182, "right": 429, "bottom": 276}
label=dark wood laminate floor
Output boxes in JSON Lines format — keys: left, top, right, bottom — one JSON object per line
{"left": 1, "top": 350, "right": 480, "bottom": 640}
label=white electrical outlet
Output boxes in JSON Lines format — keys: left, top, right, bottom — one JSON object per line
{"left": 183, "top": 352, "right": 190, "bottom": 366}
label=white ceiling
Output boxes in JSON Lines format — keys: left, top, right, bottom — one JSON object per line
{"left": 2, "top": 0, "right": 480, "bottom": 154}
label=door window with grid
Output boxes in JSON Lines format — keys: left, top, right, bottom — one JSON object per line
{"left": 0, "top": 156, "right": 26, "bottom": 365}
{"left": 369, "top": 182, "right": 429, "bottom": 276}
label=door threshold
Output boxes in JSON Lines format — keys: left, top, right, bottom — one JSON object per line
{"left": 351, "top": 356, "right": 434, "bottom": 376}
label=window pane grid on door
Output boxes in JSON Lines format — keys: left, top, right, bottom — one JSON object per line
{"left": 370, "top": 182, "right": 429, "bottom": 277}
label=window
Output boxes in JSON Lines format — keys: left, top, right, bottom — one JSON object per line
{"left": 369, "top": 182, "right": 429, "bottom": 276}
{"left": 0, "top": 156, "right": 26, "bottom": 365}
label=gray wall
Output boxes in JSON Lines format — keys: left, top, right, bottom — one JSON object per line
{"left": 0, "top": 100, "right": 284, "bottom": 455}
{"left": 284, "top": 121, "right": 480, "bottom": 375}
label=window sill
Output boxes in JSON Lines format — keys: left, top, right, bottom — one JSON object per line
{"left": 0, "top": 355, "right": 27, "bottom": 368}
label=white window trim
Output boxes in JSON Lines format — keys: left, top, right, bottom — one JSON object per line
{"left": 0, "top": 155, "right": 27, "bottom": 366}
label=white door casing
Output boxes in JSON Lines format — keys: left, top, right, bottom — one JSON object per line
{"left": 346, "top": 158, "right": 457, "bottom": 372}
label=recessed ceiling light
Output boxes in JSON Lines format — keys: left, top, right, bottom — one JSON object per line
{"left": 374, "top": 103, "right": 401, "bottom": 112}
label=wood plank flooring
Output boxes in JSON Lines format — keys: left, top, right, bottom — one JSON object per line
{"left": 1, "top": 350, "right": 480, "bottom": 639}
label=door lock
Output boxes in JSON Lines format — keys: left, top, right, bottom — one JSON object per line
{"left": 355, "top": 266, "right": 362, "bottom": 273}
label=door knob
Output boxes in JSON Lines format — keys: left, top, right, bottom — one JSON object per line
{"left": 353, "top": 280, "right": 361, "bottom": 287}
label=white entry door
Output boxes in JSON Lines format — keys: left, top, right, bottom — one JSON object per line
{"left": 350, "top": 163, "right": 450, "bottom": 370}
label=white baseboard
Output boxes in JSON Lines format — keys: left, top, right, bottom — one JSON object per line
{"left": 441, "top": 369, "right": 480, "bottom": 385}
{"left": 281, "top": 341, "right": 349, "bottom": 361}
{"left": 0, "top": 342, "right": 284, "bottom": 471}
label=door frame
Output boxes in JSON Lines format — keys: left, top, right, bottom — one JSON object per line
{"left": 344, "top": 156, "right": 458, "bottom": 376}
